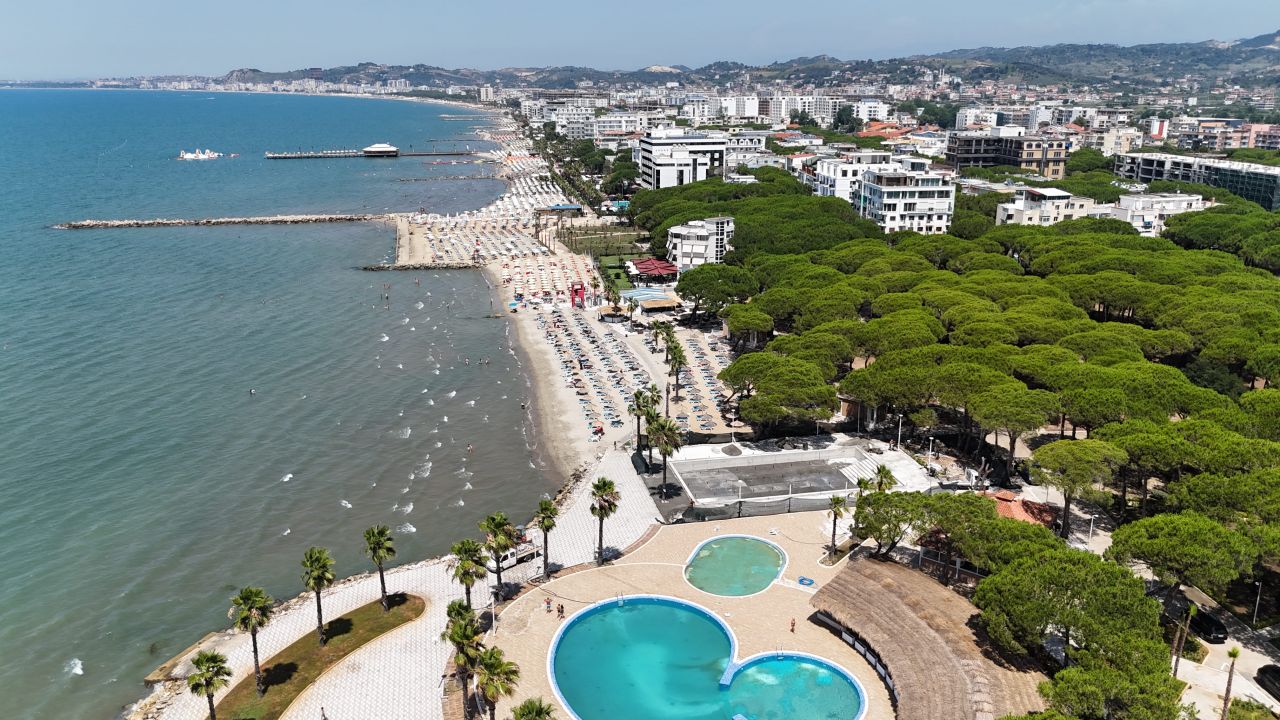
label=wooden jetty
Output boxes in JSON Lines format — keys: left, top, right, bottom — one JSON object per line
{"left": 55, "top": 213, "right": 387, "bottom": 230}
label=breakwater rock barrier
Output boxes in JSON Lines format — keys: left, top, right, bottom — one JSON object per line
{"left": 55, "top": 214, "right": 388, "bottom": 230}
{"left": 361, "top": 261, "right": 482, "bottom": 271}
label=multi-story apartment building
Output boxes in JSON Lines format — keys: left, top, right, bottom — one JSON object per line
{"left": 808, "top": 151, "right": 895, "bottom": 201}
{"left": 854, "top": 157, "right": 956, "bottom": 234}
{"left": 997, "top": 188, "right": 1099, "bottom": 226}
{"left": 1167, "top": 117, "right": 1249, "bottom": 151}
{"left": 1114, "top": 153, "right": 1280, "bottom": 211}
{"left": 1080, "top": 126, "right": 1144, "bottom": 156}
{"left": 1247, "top": 124, "right": 1280, "bottom": 151}
{"left": 667, "top": 217, "right": 735, "bottom": 271}
{"left": 945, "top": 129, "right": 1069, "bottom": 179}
{"left": 1109, "top": 193, "right": 1209, "bottom": 236}
{"left": 635, "top": 129, "right": 728, "bottom": 190}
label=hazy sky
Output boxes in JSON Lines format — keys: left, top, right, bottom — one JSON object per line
{"left": 1, "top": 0, "right": 1275, "bottom": 80}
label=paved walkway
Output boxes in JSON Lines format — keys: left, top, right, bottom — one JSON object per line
{"left": 135, "top": 449, "right": 660, "bottom": 720}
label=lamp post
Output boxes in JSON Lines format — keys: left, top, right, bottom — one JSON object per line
{"left": 1088, "top": 514, "right": 1097, "bottom": 542}
{"left": 928, "top": 436, "right": 934, "bottom": 459}
{"left": 1254, "top": 581, "right": 1264, "bottom": 626}
{"left": 896, "top": 414, "right": 903, "bottom": 449}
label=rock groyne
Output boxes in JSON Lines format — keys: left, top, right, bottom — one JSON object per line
{"left": 55, "top": 214, "right": 388, "bottom": 230}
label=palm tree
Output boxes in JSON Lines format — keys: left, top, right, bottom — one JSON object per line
{"left": 301, "top": 546, "right": 336, "bottom": 645}
{"left": 532, "top": 499, "right": 559, "bottom": 582}
{"left": 590, "top": 477, "right": 620, "bottom": 565}
{"left": 873, "top": 464, "right": 897, "bottom": 493}
{"left": 852, "top": 477, "right": 873, "bottom": 535}
{"left": 228, "top": 586, "right": 273, "bottom": 697}
{"left": 450, "top": 538, "right": 489, "bottom": 608}
{"left": 442, "top": 604, "right": 485, "bottom": 718}
{"left": 476, "top": 646, "right": 521, "bottom": 720}
{"left": 667, "top": 342, "right": 688, "bottom": 403}
{"left": 643, "top": 405, "right": 662, "bottom": 466}
{"left": 648, "top": 416, "right": 684, "bottom": 491}
{"left": 186, "top": 650, "right": 231, "bottom": 720}
{"left": 480, "top": 512, "right": 517, "bottom": 602}
{"left": 1221, "top": 646, "right": 1241, "bottom": 720}
{"left": 364, "top": 525, "right": 396, "bottom": 612}
{"left": 512, "top": 697, "right": 557, "bottom": 720}
{"left": 628, "top": 389, "right": 652, "bottom": 450}
{"left": 828, "top": 495, "right": 849, "bottom": 560}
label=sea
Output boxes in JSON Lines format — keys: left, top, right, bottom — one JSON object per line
{"left": 0, "top": 89, "right": 557, "bottom": 719}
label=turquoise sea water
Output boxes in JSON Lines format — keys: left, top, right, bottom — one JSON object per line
{"left": 0, "top": 90, "right": 555, "bottom": 719}
{"left": 684, "top": 536, "right": 785, "bottom": 596}
{"left": 551, "top": 598, "right": 864, "bottom": 720}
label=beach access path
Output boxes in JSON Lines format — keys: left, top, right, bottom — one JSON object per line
{"left": 132, "top": 449, "right": 661, "bottom": 720}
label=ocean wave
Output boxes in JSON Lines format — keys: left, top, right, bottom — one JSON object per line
{"left": 396, "top": 427, "right": 411, "bottom": 439}
{"left": 466, "top": 399, "right": 476, "bottom": 406}
{"left": 421, "top": 388, "right": 430, "bottom": 394}
{"left": 415, "top": 301, "right": 425, "bottom": 309}
{"left": 65, "top": 658, "right": 83, "bottom": 677}
{"left": 339, "top": 499, "right": 352, "bottom": 509}
{"left": 400, "top": 502, "right": 414, "bottom": 514}
{"left": 280, "top": 473, "right": 293, "bottom": 483}
{"left": 446, "top": 390, "right": 457, "bottom": 399}
{"left": 463, "top": 482, "right": 473, "bottom": 490}
{"left": 452, "top": 499, "right": 465, "bottom": 507}
{"left": 281, "top": 528, "right": 291, "bottom": 536}
{"left": 442, "top": 415, "right": 449, "bottom": 423}
{"left": 396, "top": 523, "right": 417, "bottom": 534}
{"left": 379, "top": 333, "right": 389, "bottom": 342}
{"left": 401, "top": 317, "right": 409, "bottom": 325}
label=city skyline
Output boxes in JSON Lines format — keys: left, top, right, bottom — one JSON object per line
{"left": 2, "top": 0, "right": 1276, "bottom": 81}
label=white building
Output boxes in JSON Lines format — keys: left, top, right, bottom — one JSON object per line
{"left": 720, "top": 95, "right": 761, "bottom": 120}
{"left": 1080, "top": 126, "right": 1143, "bottom": 156}
{"left": 635, "top": 129, "right": 728, "bottom": 189}
{"left": 809, "top": 150, "right": 895, "bottom": 201}
{"left": 996, "top": 188, "right": 1099, "bottom": 226}
{"left": 854, "top": 157, "right": 956, "bottom": 234}
{"left": 478, "top": 85, "right": 495, "bottom": 103}
{"left": 552, "top": 105, "right": 596, "bottom": 140}
{"left": 1110, "top": 193, "right": 1209, "bottom": 236}
{"left": 849, "top": 99, "right": 894, "bottom": 123}
{"left": 667, "top": 217, "right": 735, "bottom": 271}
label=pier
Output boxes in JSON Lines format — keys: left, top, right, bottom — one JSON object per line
{"left": 55, "top": 213, "right": 388, "bottom": 230}
{"left": 264, "top": 149, "right": 480, "bottom": 159}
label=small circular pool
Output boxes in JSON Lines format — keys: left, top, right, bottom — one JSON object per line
{"left": 550, "top": 596, "right": 865, "bottom": 720}
{"left": 685, "top": 536, "right": 785, "bottom": 597}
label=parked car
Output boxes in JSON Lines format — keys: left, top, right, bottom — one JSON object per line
{"left": 1189, "top": 607, "right": 1229, "bottom": 643}
{"left": 1255, "top": 665, "right": 1280, "bottom": 702}
{"left": 485, "top": 542, "right": 542, "bottom": 573}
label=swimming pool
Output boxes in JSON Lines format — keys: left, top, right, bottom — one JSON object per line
{"left": 685, "top": 535, "right": 786, "bottom": 597}
{"left": 549, "top": 596, "right": 865, "bottom": 720}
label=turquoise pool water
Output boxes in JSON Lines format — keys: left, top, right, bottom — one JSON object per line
{"left": 685, "top": 536, "right": 785, "bottom": 596}
{"left": 551, "top": 597, "right": 864, "bottom": 720}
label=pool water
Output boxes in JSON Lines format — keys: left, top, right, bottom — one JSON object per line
{"left": 685, "top": 536, "right": 785, "bottom": 596}
{"left": 551, "top": 597, "right": 863, "bottom": 720}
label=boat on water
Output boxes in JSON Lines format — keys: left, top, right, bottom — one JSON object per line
{"left": 177, "top": 149, "right": 224, "bottom": 161}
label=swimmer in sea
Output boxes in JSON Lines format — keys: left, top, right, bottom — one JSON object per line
{"left": 467, "top": 444, "right": 474, "bottom": 454}
{"left": 249, "top": 389, "right": 256, "bottom": 396}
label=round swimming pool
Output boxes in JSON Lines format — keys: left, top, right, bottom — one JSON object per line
{"left": 685, "top": 536, "right": 785, "bottom": 597}
{"left": 550, "top": 596, "right": 865, "bottom": 720}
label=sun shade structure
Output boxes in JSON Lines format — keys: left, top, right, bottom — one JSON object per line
{"left": 810, "top": 558, "right": 1046, "bottom": 720}
{"left": 629, "top": 258, "right": 679, "bottom": 277}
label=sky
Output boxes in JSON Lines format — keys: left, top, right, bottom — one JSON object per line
{"left": 1, "top": 0, "right": 1275, "bottom": 80}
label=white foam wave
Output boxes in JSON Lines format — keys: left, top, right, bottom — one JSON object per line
{"left": 466, "top": 400, "right": 476, "bottom": 407}
{"left": 463, "top": 482, "right": 473, "bottom": 490}
{"left": 281, "top": 528, "right": 291, "bottom": 536}
{"left": 432, "top": 369, "right": 440, "bottom": 375}
{"left": 280, "top": 473, "right": 293, "bottom": 483}
{"left": 421, "top": 388, "right": 430, "bottom": 394}
{"left": 452, "top": 499, "right": 465, "bottom": 507}
{"left": 401, "top": 502, "right": 414, "bottom": 514}
{"left": 401, "top": 317, "right": 409, "bottom": 325}
{"left": 379, "top": 333, "right": 389, "bottom": 342}
{"left": 414, "top": 301, "right": 425, "bottom": 309}
{"left": 446, "top": 390, "right": 457, "bottom": 399}
{"left": 396, "top": 523, "right": 417, "bottom": 533}
{"left": 396, "top": 427, "right": 411, "bottom": 439}
{"left": 65, "top": 659, "right": 83, "bottom": 677}
{"left": 442, "top": 415, "right": 449, "bottom": 423}
{"left": 340, "top": 499, "right": 352, "bottom": 509}
{"left": 427, "top": 399, "right": 435, "bottom": 405}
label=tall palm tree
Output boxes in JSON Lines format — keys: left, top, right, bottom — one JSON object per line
{"left": 667, "top": 342, "right": 688, "bottom": 402}
{"left": 186, "top": 650, "right": 231, "bottom": 720}
{"left": 228, "top": 586, "right": 274, "bottom": 697}
{"left": 450, "top": 538, "right": 489, "bottom": 608}
{"left": 512, "top": 697, "right": 557, "bottom": 720}
{"left": 476, "top": 646, "right": 521, "bottom": 720}
{"left": 532, "top": 499, "right": 559, "bottom": 582}
{"left": 301, "top": 546, "right": 336, "bottom": 645}
{"left": 649, "top": 416, "right": 684, "bottom": 490}
{"left": 873, "top": 464, "right": 897, "bottom": 493}
{"left": 828, "top": 495, "right": 849, "bottom": 560}
{"left": 590, "top": 477, "right": 620, "bottom": 565}
{"left": 852, "top": 477, "right": 874, "bottom": 535}
{"left": 479, "top": 512, "right": 517, "bottom": 602}
{"left": 364, "top": 525, "right": 396, "bottom": 612}
{"left": 628, "top": 389, "right": 652, "bottom": 450}
{"left": 643, "top": 405, "right": 662, "bottom": 466}
{"left": 441, "top": 604, "right": 485, "bottom": 718}
{"left": 1221, "top": 646, "right": 1241, "bottom": 720}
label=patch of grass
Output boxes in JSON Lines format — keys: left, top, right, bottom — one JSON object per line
{"left": 218, "top": 593, "right": 426, "bottom": 720}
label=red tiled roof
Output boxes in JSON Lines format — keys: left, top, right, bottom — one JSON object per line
{"left": 631, "top": 258, "right": 678, "bottom": 276}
